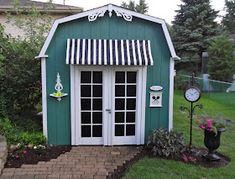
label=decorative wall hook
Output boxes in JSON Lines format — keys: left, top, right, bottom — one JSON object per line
{"left": 50, "top": 73, "right": 68, "bottom": 101}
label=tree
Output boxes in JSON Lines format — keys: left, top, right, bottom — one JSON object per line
{"left": 0, "top": 1, "right": 52, "bottom": 120}
{"left": 171, "top": 0, "right": 219, "bottom": 59}
{"left": 121, "top": 0, "right": 148, "bottom": 14}
{"left": 208, "top": 35, "right": 235, "bottom": 82}
{"left": 222, "top": 0, "right": 235, "bottom": 34}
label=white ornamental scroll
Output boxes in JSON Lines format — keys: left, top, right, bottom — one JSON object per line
{"left": 88, "top": 5, "right": 133, "bottom": 22}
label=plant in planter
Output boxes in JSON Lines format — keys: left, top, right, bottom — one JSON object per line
{"left": 196, "top": 115, "right": 226, "bottom": 161}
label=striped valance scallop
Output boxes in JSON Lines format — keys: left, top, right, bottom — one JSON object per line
{"left": 66, "top": 39, "right": 154, "bottom": 66}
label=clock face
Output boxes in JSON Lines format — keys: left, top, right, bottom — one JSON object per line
{"left": 184, "top": 87, "right": 201, "bottom": 102}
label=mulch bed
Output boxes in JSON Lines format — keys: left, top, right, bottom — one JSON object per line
{"left": 5, "top": 145, "right": 71, "bottom": 168}
{"left": 178, "top": 147, "right": 230, "bottom": 168}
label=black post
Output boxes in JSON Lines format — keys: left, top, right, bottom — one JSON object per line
{"left": 189, "top": 102, "right": 193, "bottom": 148}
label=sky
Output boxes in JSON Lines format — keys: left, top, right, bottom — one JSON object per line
{"left": 35, "top": 0, "right": 226, "bottom": 24}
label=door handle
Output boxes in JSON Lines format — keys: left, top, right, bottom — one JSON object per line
{"left": 105, "top": 109, "right": 111, "bottom": 114}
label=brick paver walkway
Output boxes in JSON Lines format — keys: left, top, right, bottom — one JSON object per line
{"left": 0, "top": 146, "right": 142, "bottom": 179}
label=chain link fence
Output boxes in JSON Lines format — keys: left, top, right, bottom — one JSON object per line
{"left": 175, "top": 74, "right": 232, "bottom": 93}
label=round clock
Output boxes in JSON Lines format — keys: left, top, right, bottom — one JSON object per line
{"left": 184, "top": 86, "right": 201, "bottom": 102}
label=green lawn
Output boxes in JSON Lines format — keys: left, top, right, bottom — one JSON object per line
{"left": 123, "top": 91, "right": 235, "bottom": 179}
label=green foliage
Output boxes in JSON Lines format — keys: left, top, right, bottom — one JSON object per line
{"left": 222, "top": 0, "right": 235, "bottom": 34}
{"left": 0, "top": 118, "right": 46, "bottom": 145}
{"left": 148, "top": 129, "right": 185, "bottom": 158}
{"left": 171, "top": 0, "right": 219, "bottom": 59}
{"left": 0, "top": 1, "right": 51, "bottom": 120}
{"left": 0, "top": 26, "right": 41, "bottom": 118}
{"left": 0, "top": 118, "right": 21, "bottom": 144}
{"left": 20, "top": 132, "right": 46, "bottom": 146}
{"left": 208, "top": 34, "right": 235, "bottom": 82}
{"left": 121, "top": 0, "right": 148, "bottom": 14}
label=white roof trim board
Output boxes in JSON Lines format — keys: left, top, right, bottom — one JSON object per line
{"left": 66, "top": 39, "right": 154, "bottom": 66}
{"left": 37, "top": 4, "right": 178, "bottom": 59}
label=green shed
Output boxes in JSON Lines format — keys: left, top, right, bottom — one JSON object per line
{"left": 36, "top": 4, "right": 179, "bottom": 145}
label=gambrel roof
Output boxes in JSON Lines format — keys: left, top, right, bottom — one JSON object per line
{"left": 37, "top": 4, "right": 179, "bottom": 60}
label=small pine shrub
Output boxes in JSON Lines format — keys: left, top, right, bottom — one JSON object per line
{"left": 148, "top": 129, "right": 185, "bottom": 158}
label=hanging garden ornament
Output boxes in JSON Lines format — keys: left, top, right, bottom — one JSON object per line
{"left": 50, "top": 73, "right": 68, "bottom": 101}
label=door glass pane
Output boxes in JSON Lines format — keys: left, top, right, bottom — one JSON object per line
{"left": 93, "top": 85, "right": 102, "bottom": 97}
{"left": 81, "top": 112, "right": 91, "bottom": 124}
{"left": 115, "top": 85, "right": 125, "bottom": 97}
{"left": 115, "top": 125, "right": 124, "bottom": 136}
{"left": 126, "top": 99, "right": 136, "bottom": 110}
{"left": 81, "top": 71, "right": 91, "bottom": 83}
{"left": 93, "top": 112, "right": 102, "bottom": 124}
{"left": 115, "top": 99, "right": 125, "bottom": 110}
{"left": 126, "top": 125, "right": 135, "bottom": 136}
{"left": 81, "top": 126, "right": 91, "bottom": 137}
{"left": 81, "top": 99, "right": 91, "bottom": 110}
{"left": 126, "top": 112, "right": 135, "bottom": 123}
{"left": 127, "top": 85, "right": 136, "bottom": 97}
{"left": 115, "top": 72, "right": 125, "bottom": 83}
{"left": 81, "top": 85, "right": 91, "bottom": 97}
{"left": 93, "top": 99, "right": 102, "bottom": 110}
{"left": 115, "top": 112, "right": 125, "bottom": 123}
{"left": 127, "top": 72, "right": 136, "bottom": 83}
{"left": 93, "top": 125, "right": 102, "bottom": 137}
{"left": 93, "top": 71, "right": 102, "bottom": 83}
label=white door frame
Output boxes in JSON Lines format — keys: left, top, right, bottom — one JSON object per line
{"left": 70, "top": 65, "right": 147, "bottom": 145}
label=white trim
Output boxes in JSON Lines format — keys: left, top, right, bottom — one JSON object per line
{"left": 41, "top": 57, "right": 48, "bottom": 138}
{"left": 168, "top": 58, "right": 175, "bottom": 131}
{"left": 141, "top": 67, "right": 147, "bottom": 144}
{"left": 38, "top": 4, "right": 177, "bottom": 59}
{"left": 35, "top": 55, "right": 48, "bottom": 59}
{"left": 70, "top": 65, "right": 76, "bottom": 145}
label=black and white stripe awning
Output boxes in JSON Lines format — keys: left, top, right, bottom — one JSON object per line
{"left": 66, "top": 39, "right": 154, "bottom": 66}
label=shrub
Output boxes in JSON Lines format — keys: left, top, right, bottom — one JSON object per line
{"left": 20, "top": 132, "right": 46, "bottom": 146}
{"left": 0, "top": 118, "right": 46, "bottom": 145}
{"left": 148, "top": 129, "right": 185, "bottom": 158}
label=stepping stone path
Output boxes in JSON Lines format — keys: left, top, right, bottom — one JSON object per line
{"left": 0, "top": 146, "right": 142, "bottom": 179}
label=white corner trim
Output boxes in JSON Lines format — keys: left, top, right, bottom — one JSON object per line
{"left": 35, "top": 55, "right": 48, "bottom": 59}
{"left": 168, "top": 57, "right": 175, "bottom": 131}
{"left": 141, "top": 66, "right": 147, "bottom": 144}
{"left": 41, "top": 57, "right": 48, "bottom": 138}
{"left": 70, "top": 65, "right": 76, "bottom": 145}
{"left": 38, "top": 4, "right": 177, "bottom": 59}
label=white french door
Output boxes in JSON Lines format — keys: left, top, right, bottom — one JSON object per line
{"left": 71, "top": 66, "right": 146, "bottom": 145}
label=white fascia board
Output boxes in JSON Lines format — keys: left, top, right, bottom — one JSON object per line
{"left": 35, "top": 55, "right": 48, "bottom": 59}
{"left": 168, "top": 57, "right": 175, "bottom": 131}
{"left": 38, "top": 4, "right": 177, "bottom": 58}
{"left": 41, "top": 57, "right": 48, "bottom": 138}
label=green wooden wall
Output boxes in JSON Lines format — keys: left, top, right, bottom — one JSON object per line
{"left": 45, "top": 14, "right": 171, "bottom": 145}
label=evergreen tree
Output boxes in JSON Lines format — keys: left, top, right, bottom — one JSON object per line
{"left": 121, "top": 0, "right": 148, "bottom": 14}
{"left": 222, "top": 0, "right": 235, "bottom": 34}
{"left": 171, "top": 0, "right": 219, "bottom": 59}
{"left": 208, "top": 35, "right": 235, "bottom": 82}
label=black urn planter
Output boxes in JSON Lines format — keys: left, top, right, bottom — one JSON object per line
{"left": 203, "top": 128, "right": 225, "bottom": 161}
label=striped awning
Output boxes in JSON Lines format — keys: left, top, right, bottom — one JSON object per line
{"left": 66, "top": 39, "right": 154, "bottom": 66}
